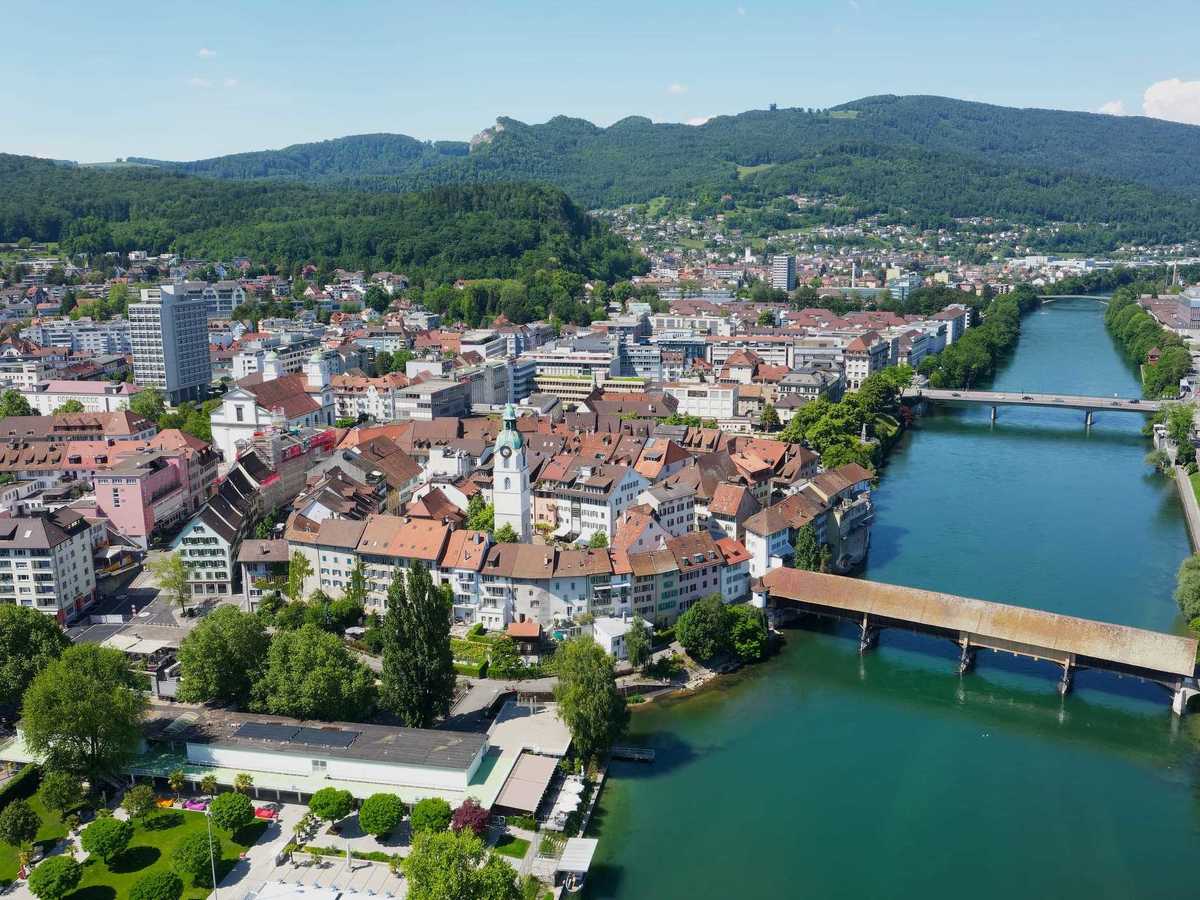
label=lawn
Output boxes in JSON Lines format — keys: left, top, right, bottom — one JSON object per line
{"left": 736, "top": 163, "right": 776, "bottom": 179}
{"left": 68, "top": 809, "right": 266, "bottom": 900}
{"left": 1189, "top": 470, "right": 1200, "bottom": 507}
{"left": 0, "top": 792, "right": 69, "bottom": 883}
{"left": 492, "top": 834, "right": 530, "bottom": 860}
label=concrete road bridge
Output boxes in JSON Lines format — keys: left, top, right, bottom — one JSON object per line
{"left": 762, "top": 569, "right": 1199, "bottom": 714}
{"left": 1039, "top": 294, "right": 1110, "bottom": 305}
{"left": 919, "top": 388, "right": 1161, "bottom": 426}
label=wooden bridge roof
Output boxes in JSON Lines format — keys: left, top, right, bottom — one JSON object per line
{"left": 763, "top": 569, "right": 1197, "bottom": 678}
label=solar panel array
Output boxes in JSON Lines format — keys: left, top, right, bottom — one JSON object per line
{"left": 233, "top": 721, "right": 360, "bottom": 749}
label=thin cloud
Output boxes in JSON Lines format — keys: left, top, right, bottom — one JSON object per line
{"left": 1097, "top": 99, "right": 1126, "bottom": 116}
{"left": 1143, "top": 78, "right": 1200, "bottom": 125}
{"left": 848, "top": 0, "right": 860, "bottom": 12}
{"left": 197, "top": 47, "right": 216, "bottom": 58}
{"left": 223, "top": 77, "right": 238, "bottom": 88}
{"left": 686, "top": 116, "right": 711, "bottom": 126}
{"left": 188, "top": 77, "right": 213, "bottom": 89}
{"left": 736, "top": 5, "right": 746, "bottom": 14}
{"left": 667, "top": 83, "right": 688, "bottom": 95}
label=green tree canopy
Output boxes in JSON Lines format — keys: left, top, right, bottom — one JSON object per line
{"left": 379, "top": 563, "right": 456, "bottom": 728}
{"left": 150, "top": 553, "right": 191, "bottom": 612}
{"left": 404, "top": 828, "right": 521, "bottom": 900}
{"left": 286, "top": 551, "right": 313, "bottom": 603}
{"left": 129, "top": 388, "right": 166, "bottom": 423}
{"left": 792, "top": 523, "right": 822, "bottom": 571}
{"left": 39, "top": 772, "right": 82, "bottom": 819}
{"left": 21, "top": 644, "right": 148, "bottom": 782}
{"left": 121, "top": 784, "right": 156, "bottom": 820}
{"left": 494, "top": 523, "right": 518, "bottom": 543}
{"left": 676, "top": 594, "right": 731, "bottom": 662}
{"left": 624, "top": 616, "right": 652, "bottom": 669}
{"left": 409, "top": 797, "right": 452, "bottom": 835}
{"left": 81, "top": 816, "right": 133, "bottom": 863}
{"left": 553, "top": 636, "right": 628, "bottom": 765}
{"left": 250, "top": 623, "right": 376, "bottom": 721}
{"left": 173, "top": 831, "right": 221, "bottom": 888}
{"left": 27, "top": 855, "right": 82, "bottom": 900}
{"left": 308, "top": 787, "right": 355, "bottom": 823}
{"left": 209, "top": 791, "right": 255, "bottom": 833}
{"left": 0, "top": 604, "right": 69, "bottom": 708}
{"left": 52, "top": 400, "right": 85, "bottom": 415}
{"left": 177, "top": 606, "right": 268, "bottom": 706}
{"left": 0, "top": 390, "right": 33, "bottom": 417}
{"left": 358, "top": 792, "right": 405, "bottom": 837}
{"left": 0, "top": 799, "right": 40, "bottom": 847}
{"left": 129, "top": 869, "right": 184, "bottom": 900}
{"left": 728, "top": 604, "right": 769, "bottom": 662}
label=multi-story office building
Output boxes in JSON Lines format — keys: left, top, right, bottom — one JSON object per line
{"left": 131, "top": 285, "right": 211, "bottom": 404}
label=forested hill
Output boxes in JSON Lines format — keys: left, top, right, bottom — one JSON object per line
{"left": 0, "top": 154, "right": 645, "bottom": 286}
{"left": 130, "top": 96, "right": 1200, "bottom": 200}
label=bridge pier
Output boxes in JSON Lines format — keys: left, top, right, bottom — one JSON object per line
{"left": 858, "top": 613, "right": 877, "bottom": 653}
{"left": 958, "top": 641, "right": 976, "bottom": 675}
{"left": 1172, "top": 686, "right": 1198, "bottom": 716}
{"left": 1058, "top": 662, "right": 1073, "bottom": 696}
{"left": 1085, "top": 410, "right": 1094, "bottom": 429}
{"left": 990, "top": 405, "right": 997, "bottom": 423}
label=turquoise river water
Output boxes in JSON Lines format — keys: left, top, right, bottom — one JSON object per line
{"left": 586, "top": 298, "right": 1199, "bottom": 900}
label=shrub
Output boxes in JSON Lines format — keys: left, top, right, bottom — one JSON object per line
{"left": 129, "top": 869, "right": 184, "bottom": 900}
{"left": 676, "top": 594, "right": 731, "bottom": 662}
{"left": 409, "top": 797, "right": 451, "bottom": 834}
{"left": 0, "top": 765, "right": 40, "bottom": 813}
{"left": 27, "top": 855, "right": 81, "bottom": 900}
{"left": 357, "top": 793, "right": 404, "bottom": 837}
{"left": 451, "top": 798, "right": 489, "bottom": 836}
{"left": 81, "top": 816, "right": 133, "bottom": 863}
{"left": 468, "top": 622, "right": 485, "bottom": 638}
{"left": 209, "top": 791, "right": 254, "bottom": 833}
{"left": 0, "top": 799, "right": 40, "bottom": 847}
{"left": 507, "top": 814, "right": 537, "bottom": 832}
{"left": 728, "top": 604, "right": 768, "bottom": 662}
{"left": 309, "top": 787, "right": 354, "bottom": 823}
{"left": 173, "top": 831, "right": 221, "bottom": 887}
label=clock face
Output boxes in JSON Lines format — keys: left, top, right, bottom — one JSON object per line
{"left": 500, "top": 446, "right": 512, "bottom": 459}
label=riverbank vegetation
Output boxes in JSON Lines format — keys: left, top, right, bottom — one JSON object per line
{"left": 917, "top": 285, "right": 1040, "bottom": 388}
{"left": 1104, "top": 285, "right": 1190, "bottom": 398}
{"left": 779, "top": 365, "right": 912, "bottom": 470}
{"left": 676, "top": 595, "right": 769, "bottom": 665}
{"left": 1174, "top": 556, "right": 1200, "bottom": 632}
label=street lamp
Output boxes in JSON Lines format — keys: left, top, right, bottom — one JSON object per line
{"left": 206, "top": 806, "right": 219, "bottom": 899}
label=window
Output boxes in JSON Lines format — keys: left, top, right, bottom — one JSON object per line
{"left": 504, "top": 477, "right": 511, "bottom": 490}
{"left": 235, "top": 405, "right": 244, "bottom": 423}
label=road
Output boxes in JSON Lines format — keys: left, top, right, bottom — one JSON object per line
{"left": 920, "top": 388, "right": 1161, "bottom": 414}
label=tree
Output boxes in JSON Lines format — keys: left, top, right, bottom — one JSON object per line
{"left": 357, "top": 793, "right": 404, "bottom": 837}
{"left": 676, "top": 594, "right": 731, "bottom": 662}
{"left": 168, "top": 769, "right": 185, "bottom": 799}
{"left": 624, "top": 616, "right": 651, "bottom": 669}
{"left": 494, "top": 523, "right": 518, "bottom": 544}
{"left": 792, "top": 523, "right": 822, "bottom": 571}
{"left": 344, "top": 558, "right": 368, "bottom": 607}
{"left": 308, "top": 787, "right": 354, "bottom": 823}
{"left": 150, "top": 553, "right": 191, "bottom": 613}
{"left": 40, "top": 772, "right": 82, "bottom": 820}
{"left": 760, "top": 403, "right": 780, "bottom": 431}
{"left": 0, "top": 604, "right": 68, "bottom": 708}
{"left": 200, "top": 774, "right": 219, "bottom": 797}
{"left": 129, "top": 870, "right": 183, "bottom": 900}
{"left": 466, "top": 495, "right": 494, "bottom": 533}
{"left": 21, "top": 644, "right": 148, "bottom": 782}
{"left": 450, "top": 799, "right": 489, "bottom": 836}
{"left": 728, "top": 604, "right": 768, "bottom": 662}
{"left": 209, "top": 791, "right": 254, "bottom": 833}
{"left": 129, "top": 388, "right": 166, "bottom": 423}
{"left": 286, "top": 551, "right": 313, "bottom": 603}
{"left": 487, "top": 636, "right": 522, "bottom": 679}
{"left": 756, "top": 310, "right": 775, "bottom": 326}
{"left": 0, "top": 389, "right": 33, "bottom": 417}
{"left": 553, "top": 637, "right": 628, "bottom": 765}
{"left": 80, "top": 817, "right": 133, "bottom": 864}
{"left": 233, "top": 773, "right": 254, "bottom": 795}
{"left": 52, "top": 400, "right": 85, "bottom": 415}
{"left": 1175, "top": 555, "right": 1200, "bottom": 622}
{"left": 404, "top": 829, "right": 521, "bottom": 900}
{"left": 27, "top": 855, "right": 82, "bottom": 900}
{"left": 251, "top": 624, "right": 376, "bottom": 721}
{"left": 177, "top": 606, "right": 268, "bottom": 706}
{"left": 0, "top": 799, "right": 39, "bottom": 847}
{"left": 173, "top": 831, "right": 221, "bottom": 888}
{"left": 379, "top": 563, "right": 456, "bottom": 728}
{"left": 409, "top": 797, "right": 452, "bottom": 835}
{"left": 588, "top": 531, "right": 609, "bottom": 549}
{"left": 122, "top": 784, "right": 156, "bottom": 820}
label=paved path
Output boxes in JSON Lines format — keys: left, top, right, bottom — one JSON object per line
{"left": 208, "top": 802, "right": 307, "bottom": 899}
{"left": 1175, "top": 465, "right": 1200, "bottom": 551}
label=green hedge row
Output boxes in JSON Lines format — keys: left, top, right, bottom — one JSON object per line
{"left": 454, "top": 661, "right": 488, "bottom": 678}
{"left": 0, "top": 765, "right": 40, "bottom": 812}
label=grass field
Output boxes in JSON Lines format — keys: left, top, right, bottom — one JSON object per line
{"left": 736, "top": 163, "right": 776, "bottom": 179}
{"left": 71, "top": 809, "right": 266, "bottom": 900}
{"left": 493, "top": 834, "right": 530, "bottom": 860}
{"left": 0, "top": 791, "right": 69, "bottom": 883}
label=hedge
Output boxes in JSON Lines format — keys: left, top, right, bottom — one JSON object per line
{"left": 0, "top": 765, "right": 40, "bottom": 812}
{"left": 454, "top": 660, "right": 488, "bottom": 678}
{"left": 304, "top": 845, "right": 397, "bottom": 863}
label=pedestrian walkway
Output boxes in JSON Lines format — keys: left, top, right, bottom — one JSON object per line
{"left": 1174, "top": 465, "right": 1200, "bottom": 551}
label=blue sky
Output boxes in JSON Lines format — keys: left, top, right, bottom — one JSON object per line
{"left": 7, "top": 0, "right": 1200, "bottom": 162}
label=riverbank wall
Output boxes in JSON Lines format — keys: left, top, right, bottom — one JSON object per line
{"left": 1173, "top": 465, "right": 1200, "bottom": 551}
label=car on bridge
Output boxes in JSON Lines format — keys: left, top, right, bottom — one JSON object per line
{"left": 1021, "top": 395, "right": 1033, "bottom": 400}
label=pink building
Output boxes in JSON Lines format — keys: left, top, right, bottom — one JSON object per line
{"left": 92, "top": 450, "right": 192, "bottom": 547}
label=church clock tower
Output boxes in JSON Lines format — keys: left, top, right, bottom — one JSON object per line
{"left": 493, "top": 404, "right": 530, "bottom": 542}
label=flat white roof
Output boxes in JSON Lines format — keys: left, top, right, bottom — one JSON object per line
{"left": 488, "top": 701, "right": 572, "bottom": 758}
{"left": 559, "top": 837, "right": 599, "bottom": 874}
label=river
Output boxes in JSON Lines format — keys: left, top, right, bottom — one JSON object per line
{"left": 587, "top": 298, "right": 1199, "bottom": 900}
